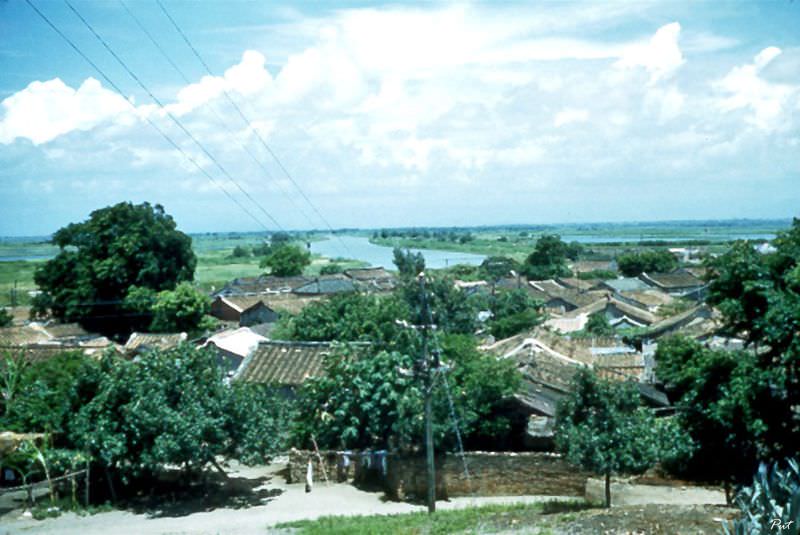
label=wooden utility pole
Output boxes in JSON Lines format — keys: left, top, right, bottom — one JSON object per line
{"left": 418, "top": 272, "right": 436, "bottom": 513}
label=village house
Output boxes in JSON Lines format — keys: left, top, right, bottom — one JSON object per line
{"left": 343, "top": 267, "right": 397, "bottom": 292}
{"left": 201, "top": 327, "right": 268, "bottom": 374}
{"left": 233, "top": 340, "right": 336, "bottom": 394}
{"left": 292, "top": 275, "right": 357, "bottom": 296}
{"left": 213, "top": 275, "right": 311, "bottom": 297}
{"left": 639, "top": 269, "right": 706, "bottom": 297}
{"left": 124, "top": 332, "right": 187, "bottom": 356}
{"left": 210, "top": 295, "right": 279, "bottom": 326}
{"left": 527, "top": 280, "right": 607, "bottom": 315}
{"left": 598, "top": 277, "right": 652, "bottom": 293}
{"left": 0, "top": 322, "right": 117, "bottom": 361}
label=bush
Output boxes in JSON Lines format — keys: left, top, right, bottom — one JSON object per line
{"left": 617, "top": 250, "right": 677, "bottom": 276}
{"left": 0, "top": 308, "right": 12, "bottom": 327}
{"left": 231, "top": 245, "right": 251, "bottom": 258}
{"left": 320, "top": 263, "right": 343, "bottom": 275}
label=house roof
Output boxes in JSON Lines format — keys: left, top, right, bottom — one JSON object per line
{"left": 528, "top": 281, "right": 607, "bottom": 310}
{"left": 0, "top": 325, "right": 52, "bottom": 346}
{"left": 214, "top": 275, "right": 311, "bottom": 296}
{"left": 556, "top": 277, "right": 604, "bottom": 292}
{"left": 0, "top": 342, "right": 117, "bottom": 363}
{"left": 258, "top": 294, "right": 323, "bottom": 315}
{"left": 617, "top": 290, "right": 674, "bottom": 309}
{"left": 344, "top": 267, "right": 394, "bottom": 281}
{"left": 602, "top": 277, "right": 652, "bottom": 293}
{"left": 640, "top": 270, "right": 704, "bottom": 290}
{"left": 292, "top": 276, "right": 357, "bottom": 295}
{"left": 234, "top": 340, "right": 337, "bottom": 386}
{"left": 124, "top": 332, "right": 187, "bottom": 353}
{"left": 569, "top": 260, "right": 616, "bottom": 273}
{"left": 215, "top": 295, "right": 276, "bottom": 314}
{"left": 202, "top": 327, "right": 267, "bottom": 358}
{"left": 639, "top": 305, "right": 715, "bottom": 340}
{"left": 564, "top": 296, "right": 657, "bottom": 325}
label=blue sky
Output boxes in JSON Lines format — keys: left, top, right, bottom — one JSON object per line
{"left": 1, "top": 0, "right": 798, "bottom": 236}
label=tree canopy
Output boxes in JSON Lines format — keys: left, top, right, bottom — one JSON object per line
{"left": 31, "top": 202, "right": 196, "bottom": 334}
{"left": 555, "top": 368, "right": 687, "bottom": 507}
{"left": 393, "top": 247, "right": 426, "bottom": 277}
{"left": 521, "top": 235, "right": 574, "bottom": 280}
{"left": 259, "top": 244, "right": 311, "bottom": 277}
{"left": 617, "top": 250, "right": 678, "bottom": 276}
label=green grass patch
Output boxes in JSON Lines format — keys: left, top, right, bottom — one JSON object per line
{"left": 274, "top": 502, "right": 583, "bottom": 535}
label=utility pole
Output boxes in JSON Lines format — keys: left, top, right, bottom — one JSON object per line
{"left": 418, "top": 272, "right": 437, "bottom": 513}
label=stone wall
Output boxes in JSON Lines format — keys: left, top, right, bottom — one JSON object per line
{"left": 287, "top": 449, "right": 589, "bottom": 501}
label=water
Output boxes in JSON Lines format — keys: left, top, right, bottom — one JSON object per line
{"left": 310, "top": 235, "right": 486, "bottom": 269}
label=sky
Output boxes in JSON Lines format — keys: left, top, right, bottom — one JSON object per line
{"left": 0, "top": 0, "right": 799, "bottom": 236}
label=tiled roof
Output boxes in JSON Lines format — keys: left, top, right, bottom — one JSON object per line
{"left": 217, "top": 295, "right": 275, "bottom": 313}
{"left": 344, "top": 267, "right": 394, "bottom": 281}
{"left": 616, "top": 290, "right": 674, "bottom": 309}
{"left": 214, "top": 275, "right": 311, "bottom": 296}
{"left": 556, "top": 277, "right": 604, "bottom": 292}
{"left": 0, "top": 326, "right": 52, "bottom": 346}
{"left": 259, "top": 294, "right": 323, "bottom": 315}
{"left": 234, "top": 341, "right": 337, "bottom": 386}
{"left": 564, "top": 296, "right": 657, "bottom": 325}
{"left": 0, "top": 342, "right": 117, "bottom": 363}
{"left": 292, "top": 276, "right": 357, "bottom": 295}
{"left": 124, "top": 332, "right": 187, "bottom": 353}
{"left": 640, "top": 270, "right": 704, "bottom": 290}
{"left": 37, "top": 322, "right": 91, "bottom": 340}
{"left": 639, "top": 305, "right": 715, "bottom": 340}
{"left": 602, "top": 277, "right": 652, "bottom": 293}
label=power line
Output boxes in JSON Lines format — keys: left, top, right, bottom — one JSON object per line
{"left": 155, "top": 0, "right": 354, "bottom": 258}
{"left": 63, "top": 0, "right": 285, "bottom": 232}
{"left": 24, "top": 0, "right": 269, "bottom": 232}
{"left": 118, "top": 0, "right": 318, "bottom": 231}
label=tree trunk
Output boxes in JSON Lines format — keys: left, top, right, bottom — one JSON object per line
{"left": 605, "top": 471, "right": 611, "bottom": 508}
{"left": 724, "top": 479, "right": 732, "bottom": 505}
{"left": 104, "top": 467, "right": 117, "bottom": 503}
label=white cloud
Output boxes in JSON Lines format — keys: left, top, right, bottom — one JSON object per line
{"left": 714, "top": 46, "right": 799, "bottom": 131}
{"left": 615, "top": 22, "right": 684, "bottom": 84}
{"left": 554, "top": 108, "right": 589, "bottom": 127}
{"left": 0, "top": 78, "right": 131, "bottom": 145}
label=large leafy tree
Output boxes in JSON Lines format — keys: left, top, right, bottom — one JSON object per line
{"left": 125, "top": 282, "right": 212, "bottom": 334}
{"left": 555, "top": 369, "right": 687, "bottom": 507}
{"left": 617, "top": 250, "right": 678, "bottom": 276}
{"left": 293, "top": 335, "right": 520, "bottom": 451}
{"left": 260, "top": 244, "right": 311, "bottom": 277}
{"left": 522, "top": 234, "right": 573, "bottom": 280}
{"left": 654, "top": 220, "right": 800, "bottom": 486}
{"left": 32, "top": 202, "right": 196, "bottom": 333}
{"left": 393, "top": 247, "right": 426, "bottom": 278}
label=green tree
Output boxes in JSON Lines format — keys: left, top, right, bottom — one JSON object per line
{"left": 260, "top": 244, "right": 311, "bottom": 277}
{"left": 293, "top": 335, "right": 520, "bottom": 451}
{"left": 555, "top": 369, "right": 686, "bottom": 507}
{"left": 230, "top": 245, "right": 251, "bottom": 258}
{"left": 480, "top": 256, "right": 520, "bottom": 281}
{"left": 150, "top": 283, "right": 212, "bottom": 333}
{"left": 31, "top": 202, "right": 196, "bottom": 334}
{"left": 319, "top": 263, "right": 344, "bottom": 275}
{"left": 488, "top": 288, "right": 544, "bottom": 339}
{"left": 585, "top": 311, "right": 614, "bottom": 336}
{"left": 392, "top": 247, "right": 425, "bottom": 277}
{"left": 616, "top": 250, "right": 678, "bottom": 276}
{"left": 522, "top": 234, "right": 572, "bottom": 280}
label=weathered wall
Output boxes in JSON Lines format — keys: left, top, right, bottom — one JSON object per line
{"left": 287, "top": 449, "right": 589, "bottom": 501}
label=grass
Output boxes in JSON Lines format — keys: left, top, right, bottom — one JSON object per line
{"left": 275, "top": 501, "right": 590, "bottom": 535}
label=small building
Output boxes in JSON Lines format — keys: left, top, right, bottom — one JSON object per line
{"left": 210, "top": 295, "right": 279, "bottom": 326}
{"left": 292, "top": 276, "right": 357, "bottom": 296}
{"left": 233, "top": 340, "right": 337, "bottom": 394}
{"left": 202, "top": 327, "right": 268, "bottom": 374}
{"left": 599, "top": 277, "right": 652, "bottom": 293}
{"left": 214, "top": 275, "right": 311, "bottom": 297}
{"left": 124, "top": 332, "right": 187, "bottom": 356}
{"left": 344, "top": 267, "right": 396, "bottom": 292}
{"left": 639, "top": 269, "right": 706, "bottom": 297}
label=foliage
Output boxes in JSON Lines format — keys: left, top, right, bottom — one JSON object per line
{"left": 260, "top": 244, "right": 311, "bottom": 277}
{"left": 724, "top": 459, "right": 800, "bottom": 535}
{"left": 224, "top": 383, "right": 295, "bottom": 466}
{"left": 398, "top": 275, "right": 480, "bottom": 335}
{"left": 149, "top": 283, "right": 212, "bottom": 333}
{"left": 616, "top": 250, "right": 678, "bottom": 276}
{"left": 654, "top": 336, "right": 762, "bottom": 483}
{"left": 230, "top": 245, "right": 251, "bottom": 258}
{"left": 0, "top": 307, "right": 12, "bottom": 327}
{"left": 585, "top": 311, "right": 614, "bottom": 337}
{"left": 392, "top": 247, "right": 425, "bottom": 277}
{"left": 522, "top": 235, "right": 573, "bottom": 280}
{"left": 1, "top": 350, "right": 101, "bottom": 438}
{"left": 657, "top": 220, "right": 800, "bottom": 483}
{"left": 577, "top": 269, "right": 618, "bottom": 280}
{"left": 480, "top": 256, "right": 520, "bottom": 281}
{"left": 70, "top": 345, "right": 285, "bottom": 483}
{"left": 124, "top": 283, "right": 212, "bottom": 334}
{"left": 555, "top": 369, "right": 689, "bottom": 507}
{"left": 31, "top": 202, "right": 196, "bottom": 334}
{"left": 279, "top": 292, "right": 413, "bottom": 349}
{"left": 293, "top": 335, "right": 520, "bottom": 451}
{"left": 487, "top": 288, "right": 544, "bottom": 339}
{"left": 319, "top": 263, "right": 344, "bottom": 275}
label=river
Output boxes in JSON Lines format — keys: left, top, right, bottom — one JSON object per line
{"left": 310, "top": 235, "right": 486, "bottom": 269}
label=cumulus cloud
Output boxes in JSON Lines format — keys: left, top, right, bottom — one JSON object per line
{"left": 0, "top": 78, "right": 131, "bottom": 145}
{"left": 554, "top": 108, "right": 589, "bottom": 127}
{"left": 615, "top": 22, "right": 684, "bottom": 83}
{"left": 715, "top": 46, "right": 800, "bottom": 131}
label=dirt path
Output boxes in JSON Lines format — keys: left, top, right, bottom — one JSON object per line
{"left": 0, "top": 462, "right": 573, "bottom": 535}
